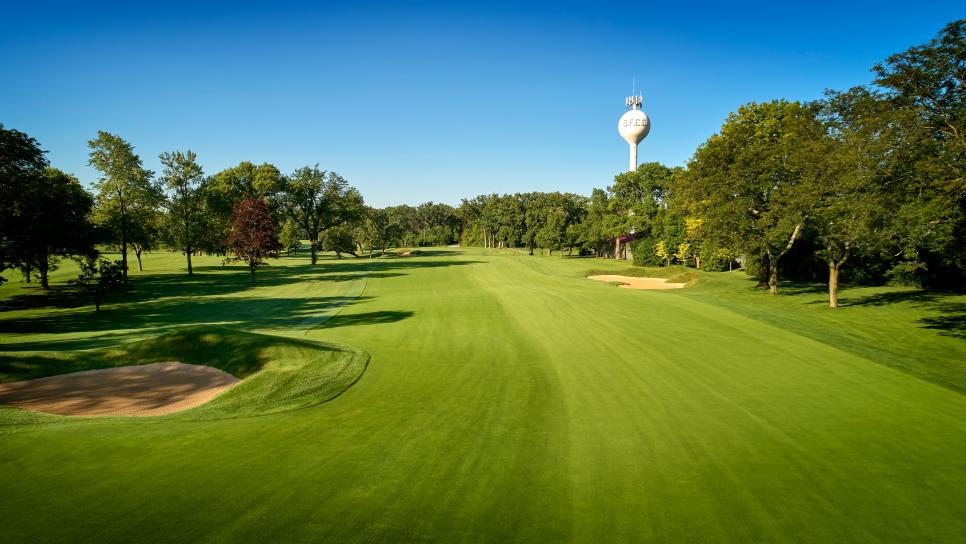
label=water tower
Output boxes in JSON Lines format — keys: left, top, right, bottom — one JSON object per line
{"left": 618, "top": 93, "right": 650, "bottom": 172}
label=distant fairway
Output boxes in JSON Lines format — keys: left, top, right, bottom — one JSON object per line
{"left": 2, "top": 248, "right": 966, "bottom": 542}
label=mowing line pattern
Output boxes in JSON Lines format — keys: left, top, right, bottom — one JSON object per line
{"left": 1, "top": 248, "right": 965, "bottom": 542}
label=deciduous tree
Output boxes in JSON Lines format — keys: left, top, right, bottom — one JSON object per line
{"left": 678, "top": 100, "right": 829, "bottom": 295}
{"left": 226, "top": 198, "right": 281, "bottom": 284}
{"left": 0, "top": 124, "right": 48, "bottom": 285}
{"left": 15, "top": 168, "right": 96, "bottom": 289}
{"left": 88, "top": 131, "right": 156, "bottom": 284}
{"left": 71, "top": 255, "right": 125, "bottom": 312}
{"left": 207, "top": 162, "right": 283, "bottom": 250}
{"left": 160, "top": 150, "right": 206, "bottom": 275}
{"left": 281, "top": 166, "right": 364, "bottom": 264}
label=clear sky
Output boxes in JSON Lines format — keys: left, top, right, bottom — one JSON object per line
{"left": 2, "top": 1, "right": 963, "bottom": 207}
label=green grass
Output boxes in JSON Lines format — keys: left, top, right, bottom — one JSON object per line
{"left": 1, "top": 247, "right": 965, "bottom": 542}
{"left": 0, "top": 326, "right": 368, "bottom": 427}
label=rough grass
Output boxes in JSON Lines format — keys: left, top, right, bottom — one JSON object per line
{"left": 1, "top": 248, "right": 965, "bottom": 542}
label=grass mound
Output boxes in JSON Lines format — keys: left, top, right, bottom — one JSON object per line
{"left": 0, "top": 326, "right": 369, "bottom": 422}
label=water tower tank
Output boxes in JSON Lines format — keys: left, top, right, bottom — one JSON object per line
{"left": 618, "top": 94, "right": 650, "bottom": 171}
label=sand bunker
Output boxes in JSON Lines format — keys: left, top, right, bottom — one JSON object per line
{"left": 0, "top": 362, "right": 240, "bottom": 417}
{"left": 587, "top": 275, "right": 687, "bottom": 290}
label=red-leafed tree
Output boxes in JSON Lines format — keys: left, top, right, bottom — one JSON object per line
{"left": 226, "top": 198, "right": 281, "bottom": 284}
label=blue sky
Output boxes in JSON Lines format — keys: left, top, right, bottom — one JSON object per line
{"left": 1, "top": 1, "right": 963, "bottom": 207}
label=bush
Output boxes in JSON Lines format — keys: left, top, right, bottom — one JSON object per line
{"left": 744, "top": 254, "right": 762, "bottom": 278}
{"left": 631, "top": 237, "right": 663, "bottom": 267}
{"left": 701, "top": 247, "right": 735, "bottom": 272}
{"left": 885, "top": 261, "right": 926, "bottom": 288}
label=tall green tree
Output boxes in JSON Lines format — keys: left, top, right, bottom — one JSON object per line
{"left": 607, "top": 162, "right": 675, "bottom": 260}
{"left": 207, "top": 161, "right": 283, "bottom": 250}
{"left": 88, "top": 131, "right": 156, "bottom": 283}
{"left": 160, "top": 150, "right": 206, "bottom": 275}
{"left": 678, "top": 100, "right": 829, "bottom": 295}
{"left": 127, "top": 205, "right": 164, "bottom": 272}
{"left": 281, "top": 166, "right": 364, "bottom": 264}
{"left": 0, "top": 124, "right": 49, "bottom": 285}
{"left": 871, "top": 19, "right": 966, "bottom": 287}
{"left": 575, "top": 188, "right": 614, "bottom": 257}
{"left": 279, "top": 218, "right": 303, "bottom": 255}
{"left": 356, "top": 207, "right": 400, "bottom": 257}
{"left": 874, "top": 19, "right": 965, "bottom": 199}
{"left": 537, "top": 207, "right": 568, "bottom": 256}
{"left": 813, "top": 87, "right": 899, "bottom": 307}
{"left": 15, "top": 168, "right": 96, "bottom": 289}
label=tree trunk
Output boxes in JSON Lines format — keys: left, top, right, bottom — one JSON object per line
{"left": 756, "top": 252, "right": 770, "bottom": 288}
{"left": 614, "top": 238, "right": 621, "bottom": 259}
{"left": 121, "top": 230, "right": 128, "bottom": 282}
{"left": 828, "top": 263, "right": 839, "bottom": 309}
{"left": 250, "top": 263, "right": 257, "bottom": 285}
{"left": 135, "top": 248, "right": 143, "bottom": 271}
{"left": 186, "top": 248, "right": 193, "bottom": 275}
{"left": 39, "top": 255, "right": 49, "bottom": 290}
{"left": 310, "top": 241, "right": 318, "bottom": 265}
{"left": 769, "top": 262, "right": 779, "bottom": 296}
{"left": 120, "top": 198, "right": 128, "bottom": 284}
{"left": 766, "top": 223, "right": 802, "bottom": 296}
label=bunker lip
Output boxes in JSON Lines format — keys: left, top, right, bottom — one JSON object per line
{"left": 586, "top": 274, "right": 687, "bottom": 290}
{"left": 0, "top": 362, "right": 240, "bottom": 417}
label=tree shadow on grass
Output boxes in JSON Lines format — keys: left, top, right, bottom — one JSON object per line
{"left": 778, "top": 282, "right": 829, "bottom": 296}
{"left": 716, "top": 277, "right": 966, "bottom": 342}
{"left": 2, "top": 257, "right": 482, "bottom": 313}
{"left": 838, "top": 289, "right": 942, "bottom": 307}
{"left": 317, "top": 310, "right": 414, "bottom": 329}
{"left": 837, "top": 290, "right": 966, "bottom": 340}
{"left": 0, "top": 295, "right": 380, "bottom": 351}
{"left": 0, "top": 285, "right": 89, "bottom": 311}
{"left": 320, "top": 258, "right": 486, "bottom": 273}
{"left": 0, "top": 326, "right": 337, "bottom": 383}
{"left": 918, "top": 302, "right": 966, "bottom": 340}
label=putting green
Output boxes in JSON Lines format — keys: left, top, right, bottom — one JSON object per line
{"left": 1, "top": 248, "right": 965, "bottom": 542}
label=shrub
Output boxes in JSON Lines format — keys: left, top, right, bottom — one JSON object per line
{"left": 702, "top": 247, "right": 735, "bottom": 272}
{"left": 885, "top": 261, "right": 926, "bottom": 288}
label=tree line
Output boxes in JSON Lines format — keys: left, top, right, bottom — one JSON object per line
{"left": 0, "top": 128, "right": 367, "bottom": 306}
{"left": 1, "top": 20, "right": 962, "bottom": 310}
{"left": 454, "top": 20, "right": 966, "bottom": 307}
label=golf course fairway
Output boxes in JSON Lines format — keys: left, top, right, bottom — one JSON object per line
{"left": 2, "top": 248, "right": 965, "bottom": 542}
